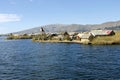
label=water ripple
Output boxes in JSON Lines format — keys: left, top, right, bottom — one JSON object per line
{"left": 0, "top": 37, "right": 120, "bottom": 79}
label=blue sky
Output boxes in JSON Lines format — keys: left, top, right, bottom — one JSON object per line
{"left": 0, "top": 0, "right": 120, "bottom": 34}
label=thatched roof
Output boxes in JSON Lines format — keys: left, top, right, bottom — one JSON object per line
{"left": 90, "top": 30, "right": 114, "bottom": 36}
{"left": 81, "top": 34, "right": 92, "bottom": 39}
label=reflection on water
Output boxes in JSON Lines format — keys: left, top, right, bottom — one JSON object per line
{"left": 0, "top": 37, "right": 120, "bottom": 80}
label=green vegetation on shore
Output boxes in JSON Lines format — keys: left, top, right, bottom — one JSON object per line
{"left": 32, "top": 32, "right": 72, "bottom": 42}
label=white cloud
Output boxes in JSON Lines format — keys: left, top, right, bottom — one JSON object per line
{"left": 0, "top": 14, "right": 21, "bottom": 23}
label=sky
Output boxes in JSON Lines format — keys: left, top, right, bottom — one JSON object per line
{"left": 0, "top": 0, "right": 120, "bottom": 34}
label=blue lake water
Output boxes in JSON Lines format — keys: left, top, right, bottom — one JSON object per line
{"left": 0, "top": 36, "right": 120, "bottom": 80}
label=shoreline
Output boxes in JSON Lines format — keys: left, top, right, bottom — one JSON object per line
{"left": 32, "top": 40, "right": 82, "bottom": 44}
{"left": 32, "top": 40, "right": 96, "bottom": 45}
{"left": 6, "top": 36, "right": 120, "bottom": 45}
{"left": 32, "top": 40, "right": 94, "bottom": 45}
{"left": 32, "top": 40, "right": 120, "bottom": 45}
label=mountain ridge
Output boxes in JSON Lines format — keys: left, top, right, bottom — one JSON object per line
{"left": 14, "top": 20, "right": 120, "bottom": 34}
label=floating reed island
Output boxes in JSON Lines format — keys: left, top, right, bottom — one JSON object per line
{"left": 7, "top": 30, "right": 120, "bottom": 45}
{"left": 6, "top": 33, "right": 33, "bottom": 40}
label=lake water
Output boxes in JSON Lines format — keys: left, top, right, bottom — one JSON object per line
{"left": 0, "top": 36, "right": 120, "bottom": 80}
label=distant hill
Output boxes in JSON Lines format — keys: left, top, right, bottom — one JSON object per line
{"left": 14, "top": 20, "right": 120, "bottom": 34}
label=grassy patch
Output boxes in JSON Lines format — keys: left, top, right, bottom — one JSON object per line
{"left": 7, "top": 35, "right": 33, "bottom": 40}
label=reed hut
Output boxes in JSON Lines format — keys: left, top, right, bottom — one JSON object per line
{"left": 90, "top": 30, "right": 115, "bottom": 37}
